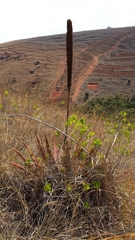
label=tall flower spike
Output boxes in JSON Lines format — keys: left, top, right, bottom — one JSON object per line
{"left": 64, "top": 19, "right": 73, "bottom": 144}
{"left": 66, "top": 19, "right": 73, "bottom": 91}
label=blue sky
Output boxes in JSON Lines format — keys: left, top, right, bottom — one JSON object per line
{"left": 0, "top": 0, "right": 135, "bottom": 43}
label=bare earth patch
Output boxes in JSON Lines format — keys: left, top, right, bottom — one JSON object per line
{"left": 0, "top": 26, "right": 135, "bottom": 103}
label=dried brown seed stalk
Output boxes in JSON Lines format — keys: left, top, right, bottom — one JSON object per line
{"left": 64, "top": 19, "right": 73, "bottom": 144}
{"left": 66, "top": 19, "right": 73, "bottom": 91}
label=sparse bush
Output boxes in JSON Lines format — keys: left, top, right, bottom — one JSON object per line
{"left": 83, "top": 92, "right": 89, "bottom": 102}
{"left": 34, "top": 60, "right": 40, "bottom": 65}
{"left": 11, "top": 77, "right": 16, "bottom": 84}
{"left": 80, "top": 94, "right": 135, "bottom": 118}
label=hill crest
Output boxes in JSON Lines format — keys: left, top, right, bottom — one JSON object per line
{"left": 0, "top": 26, "right": 135, "bottom": 103}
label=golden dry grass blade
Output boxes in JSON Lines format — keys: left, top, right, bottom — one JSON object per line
{"left": 52, "top": 138, "right": 59, "bottom": 163}
{"left": 44, "top": 134, "right": 53, "bottom": 158}
{"left": 12, "top": 147, "right": 27, "bottom": 162}
{"left": 11, "top": 162, "right": 25, "bottom": 170}
{"left": 35, "top": 134, "right": 47, "bottom": 161}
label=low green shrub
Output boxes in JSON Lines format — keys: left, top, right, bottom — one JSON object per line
{"left": 80, "top": 94, "right": 135, "bottom": 119}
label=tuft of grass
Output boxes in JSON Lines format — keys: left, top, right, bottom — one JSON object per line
{"left": 0, "top": 93, "right": 135, "bottom": 239}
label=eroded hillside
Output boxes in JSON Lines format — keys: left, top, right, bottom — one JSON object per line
{"left": 0, "top": 26, "right": 135, "bottom": 103}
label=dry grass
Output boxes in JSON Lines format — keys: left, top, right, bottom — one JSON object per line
{"left": 0, "top": 93, "right": 135, "bottom": 239}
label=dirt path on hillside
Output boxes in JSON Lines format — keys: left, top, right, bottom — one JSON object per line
{"left": 49, "top": 32, "right": 125, "bottom": 101}
{"left": 49, "top": 29, "right": 134, "bottom": 102}
{"left": 71, "top": 31, "right": 132, "bottom": 103}
{"left": 72, "top": 55, "right": 99, "bottom": 102}
{"left": 49, "top": 59, "right": 66, "bottom": 99}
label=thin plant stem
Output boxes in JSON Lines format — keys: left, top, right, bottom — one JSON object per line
{"left": 0, "top": 113, "right": 87, "bottom": 154}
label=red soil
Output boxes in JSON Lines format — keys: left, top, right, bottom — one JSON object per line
{"left": 87, "top": 83, "right": 99, "bottom": 90}
{"left": 0, "top": 26, "right": 135, "bottom": 103}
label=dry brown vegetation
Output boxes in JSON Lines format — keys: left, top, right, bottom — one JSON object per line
{"left": 0, "top": 92, "right": 135, "bottom": 239}
{"left": 0, "top": 25, "right": 135, "bottom": 239}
